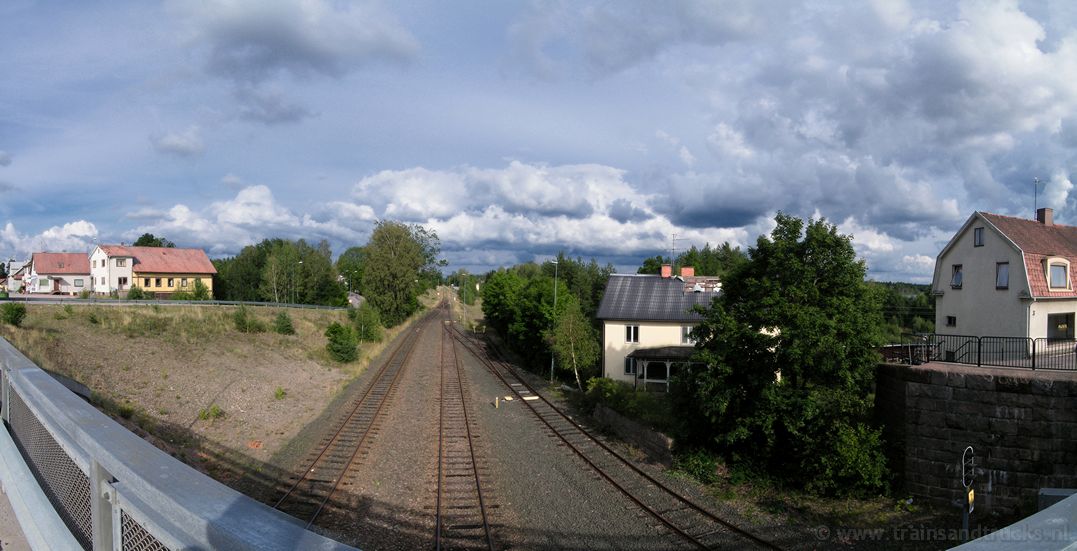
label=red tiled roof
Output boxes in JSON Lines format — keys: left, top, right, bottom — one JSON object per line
{"left": 981, "top": 212, "right": 1077, "bottom": 298}
{"left": 99, "top": 246, "right": 217, "bottom": 275}
{"left": 31, "top": 252, "right": 90, "bottom": 275}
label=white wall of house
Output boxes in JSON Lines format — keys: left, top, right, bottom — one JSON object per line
{"left": 28, "top": 274, "right": 89, "bottom": 295}
{"left": 90, "top": 248, "right": 133, "bottom": 293}
{"left": 601, "top": 320, "right": 694, "bottom": 383}
{"left": 934, "top": 217, "right": 1029, "bottom": 337}
{"left": 1029, "top": 300, "right": 1077, "bottom": 340}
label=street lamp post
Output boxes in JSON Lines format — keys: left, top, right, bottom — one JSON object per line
{"left": 550, "top": 259, "right": 559, "bottom": 384}
{"left": 293, "top": 260, "right": 303, "bottom": 304}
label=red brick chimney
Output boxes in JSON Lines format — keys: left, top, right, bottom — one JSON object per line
{"left": 661, "top": 264, "right": 672, "bottom": 278}
{"left": 680, "top": 266, "right": 695, "bottom": 278}
{"left": 1037, "top": 207, "right": 1053, "bottom": 226}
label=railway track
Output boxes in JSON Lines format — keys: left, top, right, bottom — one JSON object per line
{"left": 272, "top": 305, "right": 442, "bottom": 528}
{"left": 447, "top": 324, "right": 782, "bottom": 551}
{"left": 434, "top": 322, "right": 496, "bottom": 550}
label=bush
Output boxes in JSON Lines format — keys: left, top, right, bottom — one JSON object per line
{"left": 198, "top": 404, "right": 225, "bottom": 421}
{"left": 584, "top": 377, "right": 674, "bottom": 432}
{"left": 273, "top": 311, "right": 295, "bottom": 335}
{"left": 78, "top": 289, "right": 91, "bottom": 299}
{"left": 673, "top": 449, "right": 721, "bottom": 485}
{"left": 274, "top": 387, "right": 287, "bottom": 400}
{"left": 1, "top": 303, "right": 27, "bottom": 327}
{"left": 170, "top": 290, "right": 193, "bottom": 301}
{"left": 325, "top": 322, "right": 358, "bottom": 362}
{"left": 192, "top": 279, "right": 211, "bottom": 300}
{"left": 88, "top": 310, "right": 101, "bottom": 325}
{"left": 126, "top": 286, "right": 146, "bottom": 300}
{"left": 233, "top": 306, "right": 266, "bottom": 333}
{"left": 353, "top": 303, "right": 383, "bottom": 342}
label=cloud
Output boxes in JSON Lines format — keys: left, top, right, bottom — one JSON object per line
{"left": 128, "top": 185, "right": 367, "bottom": 255}
{"left": 150, "top": 126, "right": 205, "bottom": 157}
{"left": 174, "top": 0, "right": 419, "bottom": 124}
{"left": 0, "top": 220, "right": 98, "bottom": 257}
{"left": 221, "top": 173, "right": 244, "bottom": 190}
{"left": 0, "top": 151, "right": 11, "bottom": 166}
{"left": 0, "top": 181, "right": 13, "bottom": 193}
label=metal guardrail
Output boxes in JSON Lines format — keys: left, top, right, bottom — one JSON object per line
{"left": 0, "top": 336, "right": 358, "bottom": 551}
{"left": 0, "top": 296, "right": 347, "bottom": 310}
{"left": 886, "top": 334, "right": 1077, "bottom": 370}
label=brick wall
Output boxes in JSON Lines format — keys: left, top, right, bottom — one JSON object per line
{"left": 876, "top": 362, "right": 1077, "bottom": 517}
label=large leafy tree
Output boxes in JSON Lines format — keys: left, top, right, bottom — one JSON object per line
{"left": 336, "top": 246, "right": 365, "bottom": 294}
{"left": 361, "top": 221, "right": 443, "bottom": 326}
{"left": 673, "top": 213, "right": 887, "bottom": 495}
{"left": 133, "top": 233, "right": 176, "bottom": 248}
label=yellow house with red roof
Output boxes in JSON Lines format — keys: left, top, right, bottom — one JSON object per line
{"left": 89, "top": 245, "right": 216, "bottom": 297}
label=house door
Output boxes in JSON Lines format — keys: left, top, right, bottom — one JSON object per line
{"left": 53, "top": 279, "right": 60, "bottom": 293}
{"left": 1047, "top": 313, "right": 1075, "bottom": 340}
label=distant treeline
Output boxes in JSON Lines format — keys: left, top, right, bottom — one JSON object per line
{"left": 212, "top": 239, "right": 348, "bottom": 306}
{"left": 871, "top": 281, "right": 935, "bottom": 341}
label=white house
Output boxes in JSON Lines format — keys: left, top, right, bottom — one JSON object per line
{"left": 595, "top": 266, "right": 720, "bottom": 390}
{"left": 4, "top": 259, "right": 27, "bottom": 292}
{"left": 89, "top": 245, "right": 216, "bottom": 297}
{"left": 26, "top": 252, "right": 91, "bottom": 295}
{"left": 932, "top": 208, "right": 1077, "bottom": 341}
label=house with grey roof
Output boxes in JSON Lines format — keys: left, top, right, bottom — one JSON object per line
{"left": 595, "top": 266, "right": 720, "bottom": 390}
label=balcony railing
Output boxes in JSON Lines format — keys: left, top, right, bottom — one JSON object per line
{"left": 884, "top": 334, "right": 1077, "bottom": 370}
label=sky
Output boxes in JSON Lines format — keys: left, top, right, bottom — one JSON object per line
{"left": 3, "top": 0, "right": 1077, "bottom": 282}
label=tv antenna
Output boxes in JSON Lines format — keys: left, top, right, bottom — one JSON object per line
{"left": 670, "top": 233, "right": 678, "bottom": 264}
{"left": 1034, "top": 177, "right": 1042, "bottom": 214}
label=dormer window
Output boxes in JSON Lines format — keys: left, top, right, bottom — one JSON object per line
{"left": 974, "top": 227, "right": 984, "bottom": 247}
{"left": 1046, "top": 257, "right": 1071, "bottom": 291}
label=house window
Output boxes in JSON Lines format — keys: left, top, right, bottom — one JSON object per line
{"left": 155, "top": 278, "right": 161, "bottom": 287}
{"left": 996, "top": 263, "right": 1009, "bottom": 289}
{"left": 950, "top": 265, "right": 963, "bottom": 289}
{"left": 1050, "top": 263, "right": 1068, "bottom": 289}
{"left": 100, "top": 277, "right": 105, "bottom": 285}
{"left": 116, "top": 259, "right": 126, "bottom": 267}
{"left": 167, "top": 278, "right": 174, "bottom": 287}
{"left": 118, "top": 277, "right": 128, "bottom": 288}
{"left": 625, "top": 325, "right": 639, "bottom": 343}
{"left": 144, "top": 278, "right": 150, "bottom": 287}
{"left": 624, "top": 357, "right": 636, "bottom": 375}
{"left": 74, "top": 279, "right": 83, "bottom": 287}
{"left": 681, "top": 325, "right": 695, "bottom": 345}
{"left": 40, "top": 279, "right": 49, "bottom": 290}
{"left": 92, "top": 260, "right": 96, "bottom": 268}
{"left": 946, "top": 316, "right": 957, "bottom": 327}
{"left": 973, "top": 227, "right": 984, "bottom": 247}
{"left": 181, "top": 278, "right": 188, "bottom": 287}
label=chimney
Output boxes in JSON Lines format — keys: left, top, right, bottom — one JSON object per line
{"left": 660, "top": 264, "right": 672, "bottom": 278}
{"left": 1037, "top": 207, "right": 1053, "bottom": 226}
{"left": 680, "top": 266, "right": 695, "bottom": 278}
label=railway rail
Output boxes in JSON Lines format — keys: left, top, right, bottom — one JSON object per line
{"left": 434, "top": 322, "right": 496, "bottom": 550}
{"left": 272, "top": 304, "right": 442, "bottom": 528}
{"left": 447, "top": 324, "right": 783, "bottom": 551}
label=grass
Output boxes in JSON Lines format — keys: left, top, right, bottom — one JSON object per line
{"left": 198, "top": 404, "right": 225, "bottom": 421}
{"left": 274, "top": 387, "right": 286, "bottom": 400}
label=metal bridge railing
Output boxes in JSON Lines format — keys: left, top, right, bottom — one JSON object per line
{"left": 0, "top": 337, "right": 357, "bottom": 551}
{"left": 885, "top": 334, "right": 1077, "bottom": 371}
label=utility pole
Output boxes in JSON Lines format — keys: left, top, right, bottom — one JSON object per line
{"left": 1034, "top": 177, "right": 1041, "bottom": 215}
{"left": 671, "top": 233, "right": 678, "bottom": 265}
{"left": 549, "top": 258, "right": 559, "bottom": 384}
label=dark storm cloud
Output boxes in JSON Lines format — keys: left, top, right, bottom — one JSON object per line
{"left": 607, "top": 198, "right": 652, "bottom": 223}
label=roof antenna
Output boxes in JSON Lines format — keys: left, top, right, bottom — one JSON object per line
{"left": 1034, "top": 177, "right": 1041, "bottom": 216}
{"left": 670, "top": 233, "right": 678, "bottom": 264}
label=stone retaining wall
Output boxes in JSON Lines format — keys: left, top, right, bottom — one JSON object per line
{"left": 592, "top": 404, "right": 674, "bottom": 465}
{"left": 876, "top": 362, "right": 1077, "bottom": 517}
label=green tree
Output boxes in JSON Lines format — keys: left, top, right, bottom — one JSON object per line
{"left": 637, "top": 255, "right": 668, "bottom": 275}
{"left": 548, "top": 298, "right": 600, "bottom": 390}
{"left": 336, "top": 246, "right": 365, "bottom": 294}
{"left": 273, "top": 311, "right": 295, "bottom": 335}
{"left": 192, "top": 278, "right": 211, "bottom": 300}
{"left": 673, "top": 213, "right": 887, "bottom": 496}
{"left": 361, "top": 221, "right": 442, "bottom": 326}
{"left": 1, "top": 303, "right": 27, "bottom": 327}
{"left": 325, "top": 322, "right": 358, "bottom": 362}
{"left": 126, "top": 286, "right": 146, "bottom": 300}
{"left": 353, "top": 302, "right": 383, "bottom": 342}
{"left": 133, "top": 233, "right": 176, "bottom": 248}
